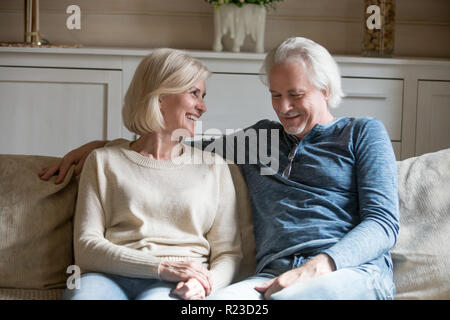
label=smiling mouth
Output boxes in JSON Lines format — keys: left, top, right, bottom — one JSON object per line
{"left": 282, "top": 114, "right": 301, "bottom": 121}
{"left": 186, "top": 114, "right": 199, "bottom": 121}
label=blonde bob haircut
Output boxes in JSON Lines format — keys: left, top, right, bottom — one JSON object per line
{"left": 261, "top": 37, "right": 344, "bottom": 109}
{"left": 122, "top": 48, "right": 210, "bottom": 135}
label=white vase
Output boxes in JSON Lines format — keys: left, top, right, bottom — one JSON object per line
{"left": 213, "top": 4, "right": 266, "bottom": 53}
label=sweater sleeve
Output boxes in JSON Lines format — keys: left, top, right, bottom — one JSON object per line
{"left": 206, "top": 159, "right": 243, "bottom": 291}
{"left": 73, "top": 151, "right": 161, "bottom": 279}
{"left": 322, "top": 118, "right": 400, "bottom": 269}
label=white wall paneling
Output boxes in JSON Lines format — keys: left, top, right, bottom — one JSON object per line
{"left": 1, "top": 47, "right": 449, "bottom": 160}
{"left": 0, "top": 66, "right": 122, "bottom": 157}
{"left": 202, "top": 73, "right": 275, "bottom": 135}
{"left": 337, "top": 78, "right": 403, "bottom": 141}
{"left": 416, "top": 81, "right": 450, "bottom": 156}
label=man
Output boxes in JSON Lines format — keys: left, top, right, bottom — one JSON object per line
{"left": 207, "top": 37, "right": 398, "bottom": 300}
{"left": 40, "top": 37, "right": 399, "bottom": 300}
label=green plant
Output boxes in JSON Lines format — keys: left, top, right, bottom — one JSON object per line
{"left": 204, "top": 0, "right": 284, "bottom": 10}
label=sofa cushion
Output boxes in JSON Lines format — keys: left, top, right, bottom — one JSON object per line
{"left": 227, "top": 163, "right": 257, "bottom": 281}
{"left": 392, "top": 148, "right": 450, "bottom": 299}
{"left": 0, "top": 155, "right": 77, "bottom": 291}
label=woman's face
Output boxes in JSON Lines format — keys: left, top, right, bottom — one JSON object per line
{"left": 159, "top": 79, "right": 207, "bottom": 137}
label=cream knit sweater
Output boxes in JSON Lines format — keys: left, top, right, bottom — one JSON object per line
{"left": 73, "top": 140, "right": 242, "bottom": 291}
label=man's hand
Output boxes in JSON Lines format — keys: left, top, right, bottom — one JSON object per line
{"left": 172, "top": 278, "right": 207, "bottom": 300}
{"left": 254, "top": 253, "right": 336, "bottom": 299}
{"left": 158, "top": 260, "right": 213, "bottom": 297}
{"left": 38, "top": 140, "right": 107, "bottom": 184}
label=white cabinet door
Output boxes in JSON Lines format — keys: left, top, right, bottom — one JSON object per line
{"left": 336, "top": 78, "right": 403, "bottom": 141}
{"left": 416, "top": 81, "right": 450, "bottom": 156}
{"left": 200, "top": 73, "right": 276, "bottom": 136}
{"left": 0, "top": 67, "right": 122, "bottom": 157}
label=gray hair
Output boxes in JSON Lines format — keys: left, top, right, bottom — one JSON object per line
{"left": 261, "top": 37, "right": 344, "bottom": 109}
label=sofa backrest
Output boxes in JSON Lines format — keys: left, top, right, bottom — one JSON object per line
{"left": 392, "top": 148, "right": 450, "bottom": 299}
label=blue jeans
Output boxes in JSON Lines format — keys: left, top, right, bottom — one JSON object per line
{"left": 61, "top": 272, "right": 179, "bottom": 300}
{"left": 208, "top": 255, "right": 395, "bottom": 300}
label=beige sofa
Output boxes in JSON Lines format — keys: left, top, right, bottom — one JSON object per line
{"left": 0, "top": 148, "right": 449, "bottom": 300}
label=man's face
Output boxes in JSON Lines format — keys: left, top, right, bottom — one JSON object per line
{"left": 269, "top": 61, "right": 330, "bottom": 139}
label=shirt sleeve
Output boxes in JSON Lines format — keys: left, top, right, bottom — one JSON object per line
{"left": 322, "top": 118, "right": 400, "bottom": 269}
{"left": 206, "top": 159, "right": 243, "bottom": 291}
{"left": 73, "top": 151, "right": 161, "bottom": 279}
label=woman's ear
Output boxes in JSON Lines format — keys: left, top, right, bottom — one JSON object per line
{"left": 158, "top": 95, "right": 165, "bottom": 110}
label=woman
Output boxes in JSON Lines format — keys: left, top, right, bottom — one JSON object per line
{"left": 54, "top": 49, "right": 242, "bottom": 300}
